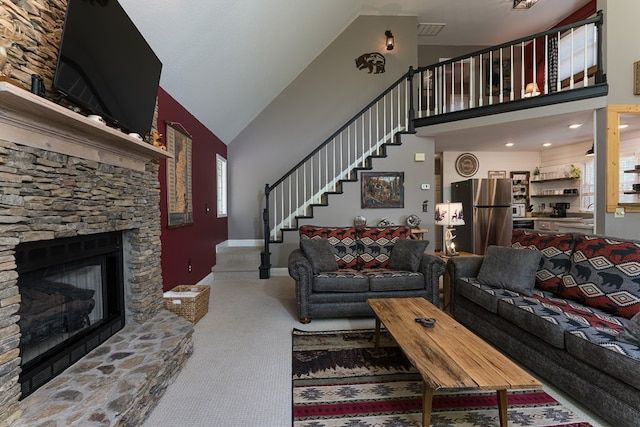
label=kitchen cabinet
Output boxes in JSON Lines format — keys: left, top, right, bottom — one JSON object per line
{"left": 535, "top": 220, "right": 555, "bottom": 231}
{"left": 532, "top": 217, "right": 594, "bottom": 233}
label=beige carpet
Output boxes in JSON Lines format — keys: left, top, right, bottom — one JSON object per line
{"left": 143, "top": 275, "right": 612, "bottom": 427}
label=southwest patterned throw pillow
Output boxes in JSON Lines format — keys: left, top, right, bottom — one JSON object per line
{"left": 356, "top": 226, "right": 410, "bottom": 269}
{"left": 299, "top": 226, "right": 358, "bottom": 269}
{"left": 558, "top": 235, "right": 640, "bottom": 319}
{"left": 511, "top": 230, "right": 574, "bottom": 292}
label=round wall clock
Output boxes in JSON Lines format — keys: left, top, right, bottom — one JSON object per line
{"left": 455, "top": 153, "right": 479, "bottom": 177}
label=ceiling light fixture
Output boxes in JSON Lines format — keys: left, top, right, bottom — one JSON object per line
{"left": 543, "top": 143, "right": 552, "bottom": 147}
{"left": 619, "top": 124, "right": 629, "bottom": 129}
{"left": 568, "top": 123, "right": 583, "bottom": 129}
{"left": 505, "top": 142, "right": 514, "bottom": 147}
{"left": 513, "top": 0, "right": 538, "bottom": 9}
{"left": 585, "top": 143, "right": 595, "bottom": 156}
{"left": 385, "top": 30, "right": 394, "bottom": 50}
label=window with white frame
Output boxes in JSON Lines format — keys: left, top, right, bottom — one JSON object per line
{"left": 216, "top": 154, "right": 227, "bottom": 218}
{"left": 581, "top": 160, "right": 595, "bottom": 211}
{"left": 558, "top": 23, "right": 597, "bottom": 83}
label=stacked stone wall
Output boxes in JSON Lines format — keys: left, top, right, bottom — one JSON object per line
{"left": 0, "top": 140, "right": 165, "bottom": 424}
{"left": 0, "top": 3, "right": 175, "bottom": 424}
{"left": 0, "top": 0, "right": 66, "bottom": 99}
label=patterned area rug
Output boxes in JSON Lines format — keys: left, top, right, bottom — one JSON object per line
{"left": 292, "top": 329, "right": 593, "bottom": 427}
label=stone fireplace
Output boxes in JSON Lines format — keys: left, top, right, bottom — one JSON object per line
{"left": 0, "top": 83, "right": 192, "bottom": 426}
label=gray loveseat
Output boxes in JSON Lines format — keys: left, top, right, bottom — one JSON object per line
{"left": 447, "top": 229, "right": 640, "bottom": 427}
{"left": 288, "top": 225, "right": 446, "bottom": 323}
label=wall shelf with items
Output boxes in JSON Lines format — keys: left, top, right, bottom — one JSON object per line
{"left": 510, "top": 171, "right": 529, "bottom": 206}
{"left": 530, "top": 176, "right": 580, "bottom": 198}
{"left": 530, "top": 177, "right": 579, "bottom": 183}
{"left": 622, "top": 169, "right": 640, "bottom": 197}
{"left": 531, "top": 194, "right": 580, "bottom": 198}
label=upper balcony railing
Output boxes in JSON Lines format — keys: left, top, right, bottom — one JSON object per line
{"left": 260, "top": 12, "right": 605, "bottom": 278}
{"left": 414, "top": 11, "right": 604, "bottom": 120}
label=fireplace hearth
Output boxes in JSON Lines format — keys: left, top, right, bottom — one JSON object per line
{"left": 16, "top": 232, "right": 125, "bottom": 398}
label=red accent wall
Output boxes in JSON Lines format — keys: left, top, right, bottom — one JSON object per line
{"left": 157, "top": 87, "right": 228, "bottom": 290}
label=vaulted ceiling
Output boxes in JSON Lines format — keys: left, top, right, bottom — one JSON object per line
{"left": 119, "top": 0, "right": 592, "bottom": 145}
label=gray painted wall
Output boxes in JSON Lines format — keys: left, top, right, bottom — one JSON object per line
{"left": 418, "top": 45, "right": 488, "bottom": 68}
{"left": 599, "top": 0, "right": 640, "bottom": 238}
{"left": 227, "top": 5, "right": 640, "bottom": 248}
{"left": 270, "top": 134, "right": 436, "bottom": 267}
{"left": 228, "top": 15, "right": 418, "bottom": 239}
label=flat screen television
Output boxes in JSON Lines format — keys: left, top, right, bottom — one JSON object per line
{"left": 53, "top": 0, "right": 162, "bottom": 136}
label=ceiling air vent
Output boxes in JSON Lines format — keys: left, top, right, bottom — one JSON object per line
{"left": 417, "top": 23, "right": 446, "bottom": 37}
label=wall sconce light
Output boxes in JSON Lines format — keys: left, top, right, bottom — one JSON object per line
{"left": 513, "top": 0, "right": 538, "bottom": 9}
{"left": 385, "top": 30, "right": 394, "bottom": 51}
{"left": 524, "top": 82, "right": 540, "bottom": 97}
{"left": 585, "top": 143, "right": 595, "bottom": 156}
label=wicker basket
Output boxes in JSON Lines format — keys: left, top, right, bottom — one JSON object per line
{"left": 163, "top": 285, "right": 210, "bottom": 324}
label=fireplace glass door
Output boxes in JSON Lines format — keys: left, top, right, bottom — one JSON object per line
{"left": 16, "top": 232, "right": 124, "bottom": 397}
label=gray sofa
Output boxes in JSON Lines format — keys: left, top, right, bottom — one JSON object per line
{"left": 288, "top": 225, "right": 446, "bottom": 323}
{"left": 447, "top": 229, "right": 640, "bottom": 427}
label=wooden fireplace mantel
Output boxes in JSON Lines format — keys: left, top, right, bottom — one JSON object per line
{"left": 0, "top": 82, "right": 172, "bottom": 172}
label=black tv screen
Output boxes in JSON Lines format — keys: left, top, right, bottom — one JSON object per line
{"left": 53, "top": 0, "right": 162, "bottom": 136}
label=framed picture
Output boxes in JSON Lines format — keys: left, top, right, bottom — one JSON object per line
{"left": 488, "top": 170, "right": 507, "bottom": 179}
{"left": 361, "top": 172, "right": 404, "bottom": 208}
{"left": 485, "top": 58, "right": 511, "bottom": 96}
{"left": 166, "top": 121, "right": 194, "bottom": 227}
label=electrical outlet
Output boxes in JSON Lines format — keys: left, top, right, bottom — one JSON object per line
{"left": 421, "top": 183, "right": 430, "bottom": 190}
{"left": 615, "top": 207, "right": 625, "bottom": 218}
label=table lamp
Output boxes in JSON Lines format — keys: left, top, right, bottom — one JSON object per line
{"left": 434, "top": 201, "right": 465, "bottom": 256}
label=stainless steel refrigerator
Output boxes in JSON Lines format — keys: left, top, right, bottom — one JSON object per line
{"left": 450, "top": 178, "right": 513, "bottom": 254}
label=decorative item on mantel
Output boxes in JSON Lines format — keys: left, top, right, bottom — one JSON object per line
{"left": 147, "top": 130, "right": 166, "bottom": 150}
{"left": 435, "top": 201, "right": 465, "bottom": 256}
{"left": 0, "top": 25, "right": 25, "bottom": 73}
{"left": 0, "top": 24, "right": 27, "bottom": 88}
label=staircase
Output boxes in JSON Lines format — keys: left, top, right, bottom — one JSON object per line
{"left": 212, "top": 244, "right": 262, "bottom": 280}
{"left": 258, "top": 14, "right": 604, "bottom": 279}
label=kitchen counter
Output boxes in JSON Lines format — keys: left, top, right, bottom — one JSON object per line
{"left": 526, "top": 216, "right": 594, "bottom": 233}
{"left": 529, "top": 216, "right": 592, "bottom": 222}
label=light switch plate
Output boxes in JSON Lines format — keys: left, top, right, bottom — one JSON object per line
{"left": 421, "top": 183, "right": 430, "bottom": 190}
{"left": 615, "top": 207, "right": 625, "bottom": 218}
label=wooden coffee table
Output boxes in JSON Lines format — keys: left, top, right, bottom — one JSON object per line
{"left": 368, "top": 297, "right": 541, "bottom": 427}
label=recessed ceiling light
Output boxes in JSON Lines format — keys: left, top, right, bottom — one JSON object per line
{"left": 619, "top": 124, "right": 629, "bottom": 129}
{"left": 543, "top": 143, "right": 552, "bottom": 147}
{"left": 505, "top": 142, "right": 514, "bottom": 147}
{"left": 568, "top": 124, "right": 582, "bottom": 129}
